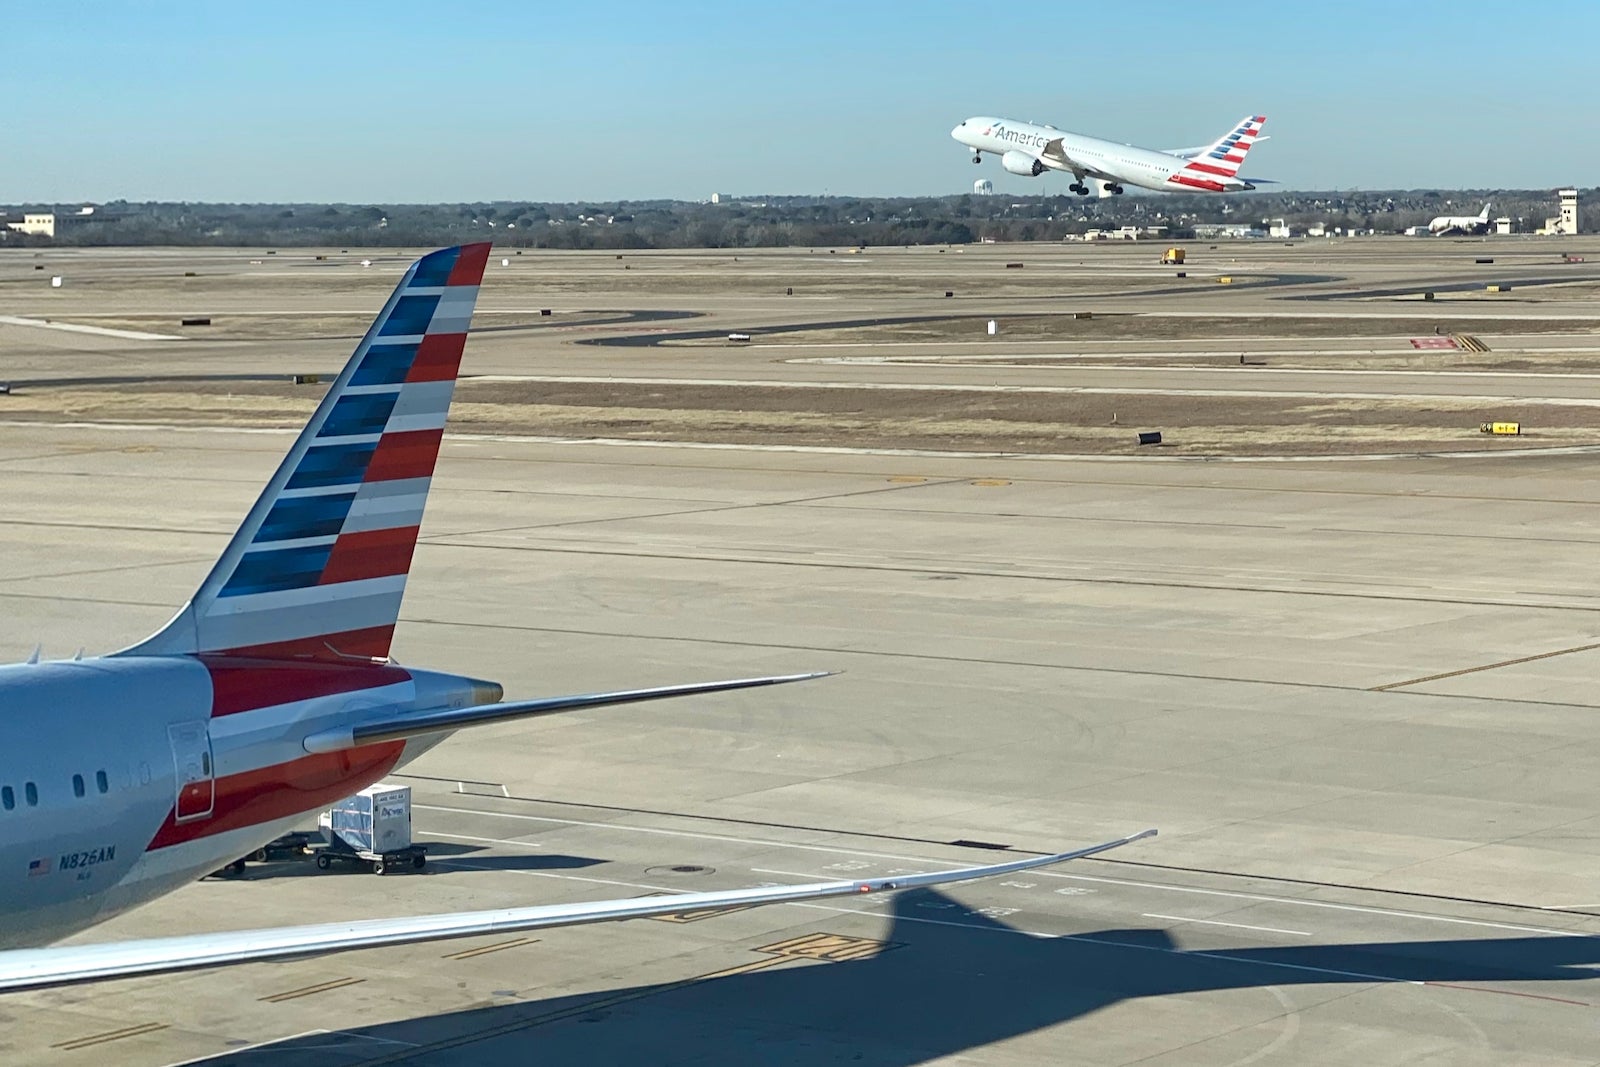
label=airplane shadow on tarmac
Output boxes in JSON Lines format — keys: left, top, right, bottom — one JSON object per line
{"left": 201, "top": 887, "right": 1600, "bottom": 1066}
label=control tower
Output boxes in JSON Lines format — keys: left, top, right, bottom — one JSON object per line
{"left": 1559, "top": 189, "right": 1579, "bottom": 235}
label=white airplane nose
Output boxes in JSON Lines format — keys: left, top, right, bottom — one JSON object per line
{"left": 951, "top": 124, "right": 965, "bottom": 140}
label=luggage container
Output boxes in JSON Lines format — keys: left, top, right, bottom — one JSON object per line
{"left": 315, "top": 784, "right": 426, "bottom": 874}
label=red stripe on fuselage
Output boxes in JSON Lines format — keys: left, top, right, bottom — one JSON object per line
{"left": 320, "top": 525, "right": 420, "bottom": 585}
{"left": 366, "top": 429, "right": 444, "bottom": 483}
{"left": 1185, "top": 161, "right": 1239, "bottom": 178}
{"left": 146, "top": 743, "right": 406, "bottom": 851}
{"left": 405, "top": 333, "right": 467, "bottom": 383}
{"left": 1169, "top": 175, "right": 1227, "bottom": 192}
{"left": 215, "top": 625, "right": 398, "bottom": 663}
{"left": 446, "top": 243, "right": 491, "bottom": 287}
{"left": 203, "top": 657, "right": 412, "bottom": 716}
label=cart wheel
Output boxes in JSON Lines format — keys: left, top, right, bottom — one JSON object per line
{"left": 250, "top": 848, "right": 269, "bottom": 863}
{"left": 315, "top": 853, "right": 331, "bottom": 870}
{"left": 372, "top": 858, "right": 387, "bottom": 875}
{"left": 228, "top": 859, "right": 247, "bottom": 875}
{"left": 412, "top": 854, "right": 426, "bottom": 870}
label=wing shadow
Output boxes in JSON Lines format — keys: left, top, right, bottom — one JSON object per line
{"left": 187, "top": 886, "right": 1600, "bottom": 1065}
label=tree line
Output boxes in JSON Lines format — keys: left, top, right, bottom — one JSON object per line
{"left": 2, "top": 190, "right": 1592, "bottom": 248}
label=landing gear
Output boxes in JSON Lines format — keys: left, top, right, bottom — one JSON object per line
{"left": 1108, "top": 184, "right": 1126, "bottom": 196}
{"left": 972, "top": 152, "right": 982, "bottom": 164}
{"left": 1070, "top": 183, "right": 1089, "bottom": 196}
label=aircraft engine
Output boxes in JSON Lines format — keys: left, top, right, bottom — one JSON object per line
{"left": 1001, "top": 150, "right": 1045, "bottom": 178}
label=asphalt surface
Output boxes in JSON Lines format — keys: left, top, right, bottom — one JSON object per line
{"left": 4, "top": 241, "right": 1600, "bottom": 1065}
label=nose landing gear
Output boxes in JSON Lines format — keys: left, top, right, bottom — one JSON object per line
{"left": 972, "top": 152, "right": 983, "bottom": 164}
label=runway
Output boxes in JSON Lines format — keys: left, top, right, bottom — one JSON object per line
{"left": 5, "top": 241, "right": 1600, "bottom": 1063}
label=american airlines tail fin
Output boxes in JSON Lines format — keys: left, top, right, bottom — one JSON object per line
{"left": 122, "top": 243, "right": 492, "bottom": 663}
{"left": 1182, "top": 115, "right": 1267, "bottom": 179}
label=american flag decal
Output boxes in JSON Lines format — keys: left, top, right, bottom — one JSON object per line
{"left": 28, "top": 857, "right": 50, "bottom": 878}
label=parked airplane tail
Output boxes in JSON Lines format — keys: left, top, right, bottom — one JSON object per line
{"left": 1180, "top": 115, "right": 1266, "bottom": 180}
{"left": 121, "top": 243, "right": 492, "bottom": 664}
{"left": 1479, "top": 203, "right": 1492, "bottom": 220}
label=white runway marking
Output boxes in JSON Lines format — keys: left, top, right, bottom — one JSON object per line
{"left": 0, "top": 315, "right": 183, "bottom": 341}
{"left": 16, "top": 419, "right": 1600, "bottom": 465}
{"left": 779, "top": 344, "right": 1600, "bottom": 359}
{"left": 464, "top": 372, "right": 1600, "bottom": 405}
{"left": 426, "top": 831, "right": 545, "bottom": 849}
{"left": 419, "top": 806, "right": 1585, "bottom": 938}
{"left": 790, "top": 355, "right": 1600, "bottom": 373}
{"left": 424, "top": 850, "right": 1430, "bottom": 988}
{"left": 1142, "top": 913, "right": 1312, "bottom": 937}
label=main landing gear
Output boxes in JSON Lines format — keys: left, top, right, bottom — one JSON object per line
{"left": 1069, "top": 182, "right": 1090, "bottom": 196}
{"left": 1107, "top": 184, "right": 1126, "bottom": 195}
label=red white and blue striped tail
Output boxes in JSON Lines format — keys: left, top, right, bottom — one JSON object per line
{"left": 1171, "top": 115, "right": 1267, "bottom": 192}
{"left": 123, "top": 243, "right": 492, "bottom": 663}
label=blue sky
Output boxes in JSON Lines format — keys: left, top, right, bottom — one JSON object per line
{"left": 4, "top": 0, "right": 1595, "bottom": 202}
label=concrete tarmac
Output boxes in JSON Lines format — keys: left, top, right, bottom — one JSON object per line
{"left": 5, "top": 242, "right": 1600, "bottom": 1064}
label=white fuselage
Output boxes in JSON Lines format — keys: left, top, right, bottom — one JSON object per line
{"left": 953, "top": 117, "right": 1191, "bottom": 193}
{"left": 1428, "top": 211, "right": 1491, "bottom": 235}
{"left": 0, "top": 656, "right": 473, "bottom": 949}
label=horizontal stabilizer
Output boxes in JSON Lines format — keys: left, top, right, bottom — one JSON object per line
{"left": 0, "top": 829, "right": 1155, "bottom": 991}
{"left": 303, "top": 672, "right": 831, "bottom": 753}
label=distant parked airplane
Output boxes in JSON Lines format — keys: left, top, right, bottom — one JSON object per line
{"left": 953, "top": 114, "right": 1271, "bottom": 195}
{"left": 1427, "top": 203, "right": 1492, "bottom": 235}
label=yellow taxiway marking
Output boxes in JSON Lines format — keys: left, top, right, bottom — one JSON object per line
{"left": 444, "top": 937, "right": 539, "bottom": 960}
{"left": 258, "top": 976, "right": 366, "bottom": 1003}
{"left": 53, "top": 1021, "right": 170, "bottom": 1050}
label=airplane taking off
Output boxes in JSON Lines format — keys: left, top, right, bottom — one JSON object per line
{"left": 1427, "top": 203, "right": 1492, "bottom": 235}
{"left": 0, "top": 244, "right": 1153, "bottom": 991}
{"left": 953, "top": 114, "right": 1270, "bottom": 194}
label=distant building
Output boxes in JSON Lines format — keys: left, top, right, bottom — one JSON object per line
{"left": 4, "top": 206, "right": 116, "bottom": 239}
{"left": 710, "top": 192, "right": 727, "bottom": 204}
{"left": 6, "top": 212, "right": 57, "bottom": 237}
{"left": 1494, "top": 217, "right": 1513, "bottom": 235}
{"left": 1540, "top": 189, "right": 1580, "bottom": 235}
{"left": 1267, "top": 218, "right": 1295, "bottom": 238}
{"left": 1559, "top": 188, "right": 1579, "bottom": 234}
{"left": 973, "top": 179, "right": 993, "bottom": 196}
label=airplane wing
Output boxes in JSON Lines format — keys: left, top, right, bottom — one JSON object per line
{"left": 302, "top": 673, "right": 828, "bottom": 753}
{"left": 1038, "top": 138, "right": 1115, "bottom": 182}
{"left": 0, "top": 829, "right": 1156, "bottom": 991}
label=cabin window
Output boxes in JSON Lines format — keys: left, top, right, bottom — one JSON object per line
{"left": 96, "top": 770, "right": 109, "bottom": 794}
{"left": 1, "top": 787, "right": 12, "bottom": 811}
{"left": 24, "top": 782, "right": 38, "bottom": 806}
{"left": 72, "top": 774, "right": 85, "bottom": 798}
